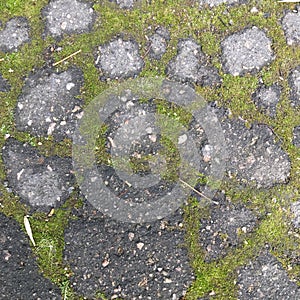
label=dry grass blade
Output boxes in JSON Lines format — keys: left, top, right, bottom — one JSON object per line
{"left": 24, "top": 215, "right": 36, "bottom": 246}
{"left": 53, "top": 49, "right": 82, "bottom": 66}
{"left": 179, "top": 178, "right": 218, "bottom": 204}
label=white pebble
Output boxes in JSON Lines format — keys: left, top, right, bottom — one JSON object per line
{"left": 66, "top": 82, "right": 75, "bottom": 90}
{"left": 137, "top": 242, "right": 144, "bottom": 250}
{"left": 178, "top": 134, "right": 187, "bottom": 144}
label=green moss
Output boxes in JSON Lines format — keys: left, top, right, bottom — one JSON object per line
{"left": 1, "top": 0, "right": 300, "bottom": 299}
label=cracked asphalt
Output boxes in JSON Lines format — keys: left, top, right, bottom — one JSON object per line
{"left": 1, "top": 0, "right": 300, "bottom": 299}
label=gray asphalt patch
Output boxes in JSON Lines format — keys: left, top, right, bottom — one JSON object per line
{"left": 0, "top": 73, "right": 11, "bottom": 92}
{"left": 112, "top": 0, "right": 138, "bottom": 9}
{"left": 148, "top": 27, "right": 170, "bottom": 60}
{"left": 291, "top": 200, "right": 300, "bottom": 228}
{"left": 15, "top": 67, "right": 84, "bottom": 141}
{"left": 42, "top": 0, "right": 96, "bottom": 39}
{"left": 198, "top": 0, "right": 247, "bottom": 7}
{"left": 96, "top": 38, "right": 145, "bottom": 80}
{"left": 293, "top": 125, "right": 300, "bottom": 147}
{"left": 0, "top": 212, "right": 61, "bottom": 299}
{"left": 199, "top": 192, "right": 257, "bottom": 261}
{"left": 252, "top": 83, "right": 281, "bottom": 118}
{"left": 282, "top": 9, "right": 300, "bottom": 46}
{"left": 221, "top": 26, "right": 274, "bottom": 76}
{"left": 2, "top": 138, "right": 74, "bottom": 211}
{"left": 237, "top": 251, "right": 300, "bottom": 299}
{"left": 64, "top": 205, "right": 193, "bottom": 299}
{"left": 166, "top": 38, "right": 221, "bottom": 86}
{"left": 212, "top": 105, "right": 290, "bottom": 188}
{"left": 289, "top": 66, "right": 300, "bottom": 107}
{"left": 0, "top": 17, "right": 30, "bottom": 53}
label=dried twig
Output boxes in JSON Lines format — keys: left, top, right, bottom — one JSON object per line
{"left": 53, "top": 49, "right": 82, "bottom": 67}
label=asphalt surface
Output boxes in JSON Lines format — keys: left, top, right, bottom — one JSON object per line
{"left": 1, "top": 0, "right": 300, "bottom": 299}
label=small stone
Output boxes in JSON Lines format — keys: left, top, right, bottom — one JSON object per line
{"left": 128, "top": 232, "right": 135, "bottom": 241}
{"left": 102, "top": 259, "right": 110, "bottom": 267}
{"left": 66, "top": 82, "right": 75, "bottom": 90}
{"left": 178, "top": 134, "right": 187, "bottom": 144}
{"left": 250, "top": 7, "right": 258, "bottom": 13}
{"left": 136, "top": 242, "right": 144, "bottom": 250}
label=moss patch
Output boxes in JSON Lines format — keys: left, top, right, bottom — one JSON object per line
{"left": 1, "top": 0, "right": 300, "bottom": 299}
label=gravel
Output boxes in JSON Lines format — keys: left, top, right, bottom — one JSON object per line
{"left": 64, "top": 205, "right": 194, "bottom": 299}
{"left": 289, "top": 66, "right": 300, "bottom": 107}
{"left": 0, "top": 212, "right": 61, "bottom": 299}
{"left": 96, "top": 38, "right": 145, "bottom": 80}
{"left": 221, "top": 26, "right": 274, "bottom": 76}
{"left": 42, "top": 0, "right": 96, "bottom": 39}
{"left": 282, "top": 9, "right": 300, "bottom": 46}
{"left": 237, "top": 251, "right": 300, "bottom": 299}
{"left": 0, "top": 17, "right": 30, "bottom": 52}
{"left": 2, "top": 138, "right": 74, "bottom": 211}
{"left": 251, "top": 84, "right": 281, "bottom": 118}
{"left": 15, "top": 67, "right": 84, "bottom": 141}
{"left": 166, "top": 38, "right": 221, "bottom": 86}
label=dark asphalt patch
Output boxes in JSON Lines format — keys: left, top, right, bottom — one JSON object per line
{"left": 64, "top": 204, "right": 194, "bottom": 299}
{"left": 0, "top": 212, "right": 62, "bottom": 299}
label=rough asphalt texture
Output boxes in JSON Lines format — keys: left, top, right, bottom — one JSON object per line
{"left": 1, "top": 0, "right": 300, "bottom": 299}
{"left": 64, "top": 205, "right": 193, "bottom": 299}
